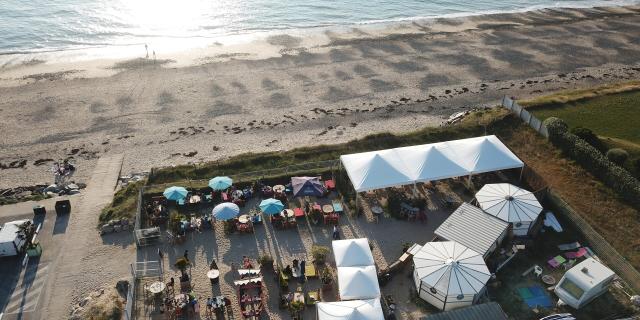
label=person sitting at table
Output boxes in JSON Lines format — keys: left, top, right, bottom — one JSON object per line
{"left": 284, "top": 264, "right": 293, "bottom": 277}
{"left": 292, "top": 259, "right": 299, "bottom": 272}
{"left": 206, "top": 297, "right": 213, "bottom": 313}
{"left": 242, "top": 256, "right": 252, "bottom": 268}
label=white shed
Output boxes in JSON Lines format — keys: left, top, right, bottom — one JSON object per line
{"left": 555, "top": 258, "right": 615, "bottom": 309}
{"left": 434, "top": 203, "right": 509, "bottom": 259}
{"left": 413, "top": 241, "right": 491, "bottom": 311}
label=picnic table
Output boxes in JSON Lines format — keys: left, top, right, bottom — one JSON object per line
{"left": 273, "top": 185, "right": 286, "bottom": 193}
{"left": 322, "top": 205, "right": 334, "bottom": 214}
{"left": 332, "top": 201, "right": 343, "bottom": 214}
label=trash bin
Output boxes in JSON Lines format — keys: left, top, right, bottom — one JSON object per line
{"left": 55, "top": 200, "right": 71, "bottom": 215}
{"left": 33, "top": 205, "right": 46, "bottom": 215}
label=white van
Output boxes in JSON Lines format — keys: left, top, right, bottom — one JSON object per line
{"left": 0, "top": 219, "right": 31, "bottom": 257}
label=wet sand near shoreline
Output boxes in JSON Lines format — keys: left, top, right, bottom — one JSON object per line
{"left": 1, "top": 5, "right": 640, "bottom": 188}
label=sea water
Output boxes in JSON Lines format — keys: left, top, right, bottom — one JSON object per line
{"left": 0, "top": 0, "right": 638, "bottom": 57}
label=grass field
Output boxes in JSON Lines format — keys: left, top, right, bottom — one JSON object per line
{"left": 528, "top": 90, "right": 640, "bottom": 144}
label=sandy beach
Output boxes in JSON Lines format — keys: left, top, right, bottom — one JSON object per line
{"left": 1, "top": 5, "right": 640, "bottom": 189}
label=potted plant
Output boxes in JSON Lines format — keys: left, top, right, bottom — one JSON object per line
{"left": 174, "top": 257, "right": 191, "bottom": 290}
{"left": 320, "top": 268, "right": 333, "bottom": 291}
{"left": 258, "top": 255, "right": 274, "bottom": 271}
{"left": 311, "top": 245, "right": 330, "bottom": 265}
{"left": 289, "top": 300, "right": 305, "bottom": 319}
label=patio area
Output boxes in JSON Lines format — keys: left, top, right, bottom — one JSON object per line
{"left": 133, "top": 177, "right": 465, "bottom": 319}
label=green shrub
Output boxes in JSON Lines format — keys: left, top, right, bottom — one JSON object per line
{"left": 543, "top": 117, "right": 568, "bottom": 138}
{"left": 546, "top": 122, "right": 640, "bottom": 208}
{"left": 311, "top": 245, "right": 330, "bottom": 264}
{"left": 571, "top": 126, "right": 607, "bottom": 152}
{"left": 606, "top": 148, "right": 629, "bottom": 166}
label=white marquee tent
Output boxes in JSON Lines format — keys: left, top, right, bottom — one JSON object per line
{"left": 333, "top": 238, "right": 375, "bottom": 268}
{"left": 340, "top": 135, "right": 524, "bottom": 192}
{"left": 475, "top": 183, "right": 543, "bottom": 236}
{"left": 317, "top": 299, "right": 384, "bottom": 320}
{"left": 413, "top": 241, "right": 491, "bottom": 311}
{"left": 337, "top": 265, "right": 381, "bottom": 300}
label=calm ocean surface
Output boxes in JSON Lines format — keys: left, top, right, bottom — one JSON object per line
{"left": 0, "top": 0, "right": 637, "bottom": 56}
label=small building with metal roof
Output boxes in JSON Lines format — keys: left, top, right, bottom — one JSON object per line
{"left": 434, "top": 203, "right": 509, "bottom": 259}
{"left": 422, "top": 302, "right": 508, "bottom": 320}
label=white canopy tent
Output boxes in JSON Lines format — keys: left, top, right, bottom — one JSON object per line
{"left": 337, "top": 265, "right": 381, "bottom": 300}
{"left": 332, "top": 238, "right": 375, "bottom": 267}
{"left": 316, "top": 299, "right": 384, "bottom": 320}
{"left": 339, "top": 149, "right": 412, "bottom": 192}
{"left": 339, "top": 135, "right": 524, "bottom": 192}
{"left": 395, "top": 143, "right": 468, "bottom": 183}
{"left": 413, "top": 241, "right": 491, "bottom": 311}
{"left": 475, "top": 183, "right": 543, "bottom": 236}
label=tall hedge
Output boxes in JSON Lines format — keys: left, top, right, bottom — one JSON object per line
{"left": 544, "top": 118, "right": 640, "bottom": 208}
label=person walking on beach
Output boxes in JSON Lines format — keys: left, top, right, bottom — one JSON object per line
{"left": 184, "top": 250, "right": 189, "bottom": 261}
{"left": 300, "top": 260, "right": 306, "bottom": 283}
{"left": 332, "top": 225, "right": 339, "bottom": 240}
{"left": 153, "top": 50, "right": 156, "bottom": 64}
{"left": 145, "top": 44, "right": 148, "bottom": 58}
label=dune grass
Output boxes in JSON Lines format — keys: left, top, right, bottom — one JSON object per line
{"left": 519, "top": 80, "right": 640, "bottom": 108}
{"left": 527, "top": 89, "right": 640, "bottom": 144}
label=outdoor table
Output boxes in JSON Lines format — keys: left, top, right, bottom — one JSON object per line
{"left": 175, "top": 294, "right": 188, "bottom": 308}
{"left": 371, "top": 206, "right": 383, "bottom": 215}
{"left": 542, "top": 275, "right": 556, "bottom": 285}
{"left": 293, "top": 292, "right": 305, "bottom": 304}
{"left": 148, "top": 281, "right": 165, "bottom": 294}
{"left": 322, "top": 205, "right": 334, "bottom": 214}
{"left": 189, "top": 195, "right": 201, "bottom": 204}
{"left": 232, "top": 190, "right": 243, "bottom": 199}
{"left": 213, "top": 296, "right": 224, "bottom": 308}
{"left": 207, "top": 269, "right": 221, "bottom": 284}
{"left": 284, "top": 209, "right": 294, "bottom": 218}
{"left": 273, "top": 185, "right": 286, "bottom": 193}
{"left": 238, "top": 214, "right": 250, "bottom": 224}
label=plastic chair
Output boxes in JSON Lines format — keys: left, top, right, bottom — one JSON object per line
{"left": 534, "top": 265, "right": 543, "bottom": 277}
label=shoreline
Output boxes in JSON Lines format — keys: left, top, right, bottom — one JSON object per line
{"left": 1, "top": 5, "right": 640, "bottom": 189}
{"left": 1, "top": 4, "right": 639, "bottom": 87}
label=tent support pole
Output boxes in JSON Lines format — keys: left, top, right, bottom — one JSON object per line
{"left": 519, "top": 166, "right": 524, "bottom": 181}
{"left": 467, "top": 174, "right": 472, "bottom": 189}
{"left": 413, "top": 182, "right": 418, "bottom": 198}
{"left": 355, "top": 192, "right": 359, "bottom": 216}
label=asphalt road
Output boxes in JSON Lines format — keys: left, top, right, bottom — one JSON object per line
{"left": 0, "top": 195, "right": 79, "bottom": 320}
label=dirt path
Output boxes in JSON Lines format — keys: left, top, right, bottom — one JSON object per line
{"left": 36, "top": 154, "right": 136, "bottom": 320}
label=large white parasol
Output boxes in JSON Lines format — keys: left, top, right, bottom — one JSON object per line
{"left": 475, "top": 183, "right": 542, "bottom": 224}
